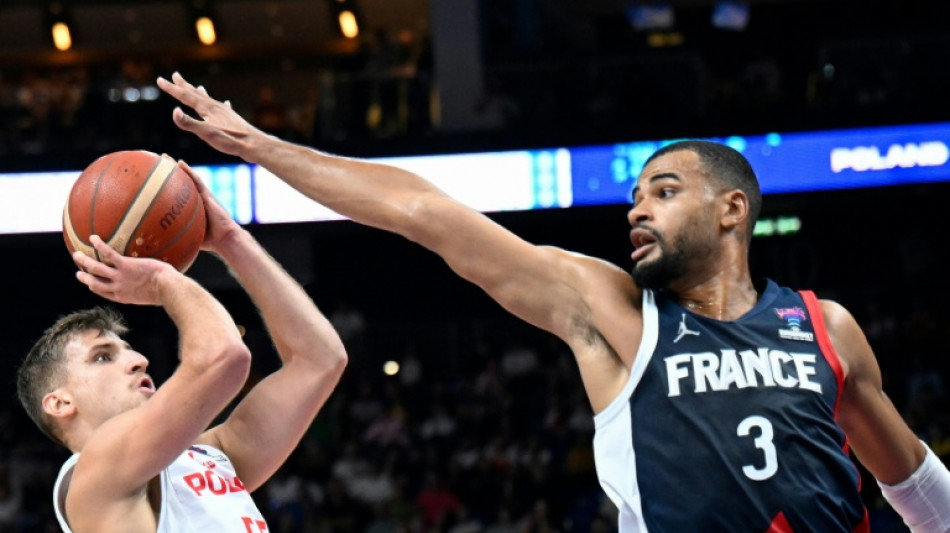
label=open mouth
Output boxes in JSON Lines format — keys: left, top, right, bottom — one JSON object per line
{"left": 630, "top": 228, "right": 659, "bottom": 261}
{"left": 138, "top": 376, "right": 155, "bottom": 393}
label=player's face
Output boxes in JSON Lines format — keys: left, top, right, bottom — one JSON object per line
{"left": 627, "top": 150, "right": 719, "bottom": 290}
{"left": 60, "top": 329, "right": 156, "bottom": 426}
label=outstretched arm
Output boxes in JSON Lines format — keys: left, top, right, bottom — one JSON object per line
{"left": 827, "top": 300, "right": 950, "bottom": 531}
{"left": 66, "top": 236, "right": 250, "bottom": 531}
{"left": 157, "top": 73, "right": 622, "bottom": 346}
{"left": 186, "top": 165, "right": 348, "bottom": 492}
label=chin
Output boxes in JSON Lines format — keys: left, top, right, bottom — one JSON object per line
{"left": 632, "top": 258, "right": 679, "bottom": 290}
{"left": 120, "top": 396, "right": 148, "bottom": 413}
{"left": 631, "top": 260, "right": 657, "bottom": 288}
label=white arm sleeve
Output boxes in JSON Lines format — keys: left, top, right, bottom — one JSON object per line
{"left": 877, "top": 441, "right": 950, "bottom": 533}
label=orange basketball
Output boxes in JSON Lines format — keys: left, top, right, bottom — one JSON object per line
{"left": 63, "top": 150, "right": 206, "bottom": 273}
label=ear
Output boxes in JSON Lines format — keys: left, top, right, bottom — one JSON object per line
{"left": 43, "top": 388, "right": 77, "bottom": 420}
{"left": 720, "top": 189, "right": 749, "bottom": 233}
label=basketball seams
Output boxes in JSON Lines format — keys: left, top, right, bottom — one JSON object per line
{"left": 107, "top": 156, "right": 177, "bottom": 255}
{"left": 62, "top": 202, "right": 95, "bottom": 257}
{"left": 89, "top": 153, "right": 118, "bottom": 262}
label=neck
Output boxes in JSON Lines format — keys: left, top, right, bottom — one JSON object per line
{"left": 680, "top": 292, "right": 756, "bottom": 320}
{"left": 672, "top": 271, "right": 757, "bottom": 321}
{"left": 62, "top": 420, "right": 95, "bottom": 454}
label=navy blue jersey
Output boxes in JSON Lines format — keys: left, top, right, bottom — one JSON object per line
{"left": 593, "top": 280, "right": 869, "bottom": 532}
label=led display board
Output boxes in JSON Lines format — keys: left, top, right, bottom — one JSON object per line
{"left": 2, "top": 122, "right": 948, "bottom": 234}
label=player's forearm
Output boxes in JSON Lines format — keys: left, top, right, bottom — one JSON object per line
{"left": 214, "top": 228, "right": 347, "bottom": 370}
{"left": 156, "top": 268, "right": 249, "bottom": 372}
{"left": 878, "top": 442, "right": 950, "bottom": 533}
{"left": 243, "top": 134, "right": 440, "bottom": 239}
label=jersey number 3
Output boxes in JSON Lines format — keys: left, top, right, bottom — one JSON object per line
{"left": 737, "top": 415, "right": 778, "bottom": 481}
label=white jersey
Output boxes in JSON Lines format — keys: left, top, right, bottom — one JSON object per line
{"left": 53, "top": 444, "right": 268, "bottom": 533}
{"left": 592, "top": 289, "right": 658, "bottom": 532}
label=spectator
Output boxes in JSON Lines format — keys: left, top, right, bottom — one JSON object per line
{"left": 416, "top": 470, "right": 462, "bottom": 530}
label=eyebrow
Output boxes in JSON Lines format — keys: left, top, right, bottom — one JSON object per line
{"left": 631, "top": 172, "right": 683, "bottom": 200}
{"left": 84, "top": 337, "right": 131, "bottom": 356}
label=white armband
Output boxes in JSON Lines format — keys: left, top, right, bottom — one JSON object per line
{"left": 877, "top": 441, "right": 950, "bottom": 533}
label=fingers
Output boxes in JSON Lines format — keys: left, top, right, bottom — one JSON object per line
{"left": 73, "top": 252, "right": 98, "bottom": 275}
{"left": 159, "top": 72, "right": 213, "bottom": 115}
{"left": 90, "top": 234, "right": 121, "bottom": 264}
{"left": 171, "top": 105, "right": 215, "bottom": 133}
{"left": 157, "top": 73, "right": 192, "bottom": 104}
{"left": 73, "top": 250, "right": 97, "bottom": 271}
{"left": 166, "top": 156, "right": 210, "bottom": 197}
{"left": 75, "top": 269, "right": 115, "bottom": 299}
{"left": 72, "top": 236, "right": 117, "bottom": 294}
{"left": 73, "top": 236, "right": 117, "bottom": 271}
{"left": 176, "top": 160, "right": 210, "bottom": 195}
{"left": 176, "top": 158, "right": 196, "bottom": 177}
{"left": 171, "top": 71, "right": 192, "bottom": 87}
{"left": 172, "top": 107, "right": 199, "bottom": 132}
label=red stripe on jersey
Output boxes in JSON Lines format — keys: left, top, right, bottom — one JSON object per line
{"left": 799, "top": 290, "right": 844, "bottom": 415}
{"left": 766, "top": 511, "right": 793, "bottom": 533}
{"left": 853, "top": 508, "right": 871, "bottom": 533}
{"left": 799, "top": 289, "right": 870, "bottom": 506}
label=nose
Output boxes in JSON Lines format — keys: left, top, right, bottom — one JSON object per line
{"left": 126, "top": 351, "right": 149, "bottom": 374}
{"left": 628, "top": 199, "right": 651, "bottom": 226}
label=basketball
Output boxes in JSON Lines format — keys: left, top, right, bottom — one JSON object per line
{"left": 63, "top": 150, "right": 206, "bottom": 273}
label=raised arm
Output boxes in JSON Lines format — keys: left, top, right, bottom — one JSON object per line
{"left": 185, "top": 166, "right": 347, "bottom": 492}
{"left": 66, "top": 236, "right": 250, "bottom": 531}
{"left": 826, "top": 300, "right": 950, "bottom": 531}
{"left": 157, "top": 73, "right": 623, "bottom": 345}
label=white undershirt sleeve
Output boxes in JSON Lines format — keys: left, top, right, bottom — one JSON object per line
{"left": 877, "top": 441, "right": 950, "bottom": 533}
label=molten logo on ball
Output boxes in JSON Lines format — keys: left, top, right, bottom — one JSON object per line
{"left": 161, "top": 184, "right": 193, "bottom": 231}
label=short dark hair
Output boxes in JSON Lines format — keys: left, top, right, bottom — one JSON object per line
{"left": 17, "top": 307, "right": 128, "bottom": 445}
{"left": 646, "top": 140, "right": 762, "bottom": 241}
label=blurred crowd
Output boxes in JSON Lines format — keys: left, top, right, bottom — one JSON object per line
{"left": 0, "top": 28, "right": 434, "bottom": 166}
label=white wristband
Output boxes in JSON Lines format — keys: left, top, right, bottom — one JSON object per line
{"left": 877, "top": 441, "right": 950, "bottom": 533}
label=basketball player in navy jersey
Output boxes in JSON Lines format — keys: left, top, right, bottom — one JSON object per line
{"left": 160, "top": 72, "right": 950, "bottom": 532}
{"left": 16, "top": 161, "right": 347, "bottom": 533}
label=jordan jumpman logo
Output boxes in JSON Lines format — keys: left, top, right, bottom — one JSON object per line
{"left": 673, "top": 313, "right": 700, "bottom": 343}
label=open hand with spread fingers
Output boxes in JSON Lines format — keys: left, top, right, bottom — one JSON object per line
{"left": 157, "top": 72, "right": 264, "bottom": 160}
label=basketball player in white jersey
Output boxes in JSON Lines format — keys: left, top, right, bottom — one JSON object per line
{"left": 16, "top": 162, "right": 347, "bottom": 533}
{"left": 159, "top": 72, "right": 950, "bottom": 532}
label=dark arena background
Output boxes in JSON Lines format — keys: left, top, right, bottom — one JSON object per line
{"left": 1, "top": 1, "right": 949, "bottom": 531}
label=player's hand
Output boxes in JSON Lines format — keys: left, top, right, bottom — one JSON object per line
{"left": 175, "top": 160, "right": 241, "bottom": 254}
{"left": 73, "top": 235, "right": 176, "bottom": 306}
{"left": 157, "top": 72, "right": 262, "bottom": 160}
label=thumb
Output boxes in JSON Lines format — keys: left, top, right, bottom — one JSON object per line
{"left": 172, "top": 107, "right": 200, "bottom": 130}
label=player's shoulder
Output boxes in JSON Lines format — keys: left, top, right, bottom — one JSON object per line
{"left": 811, "top": 297, "right": 857, "bottom": 329}
{"left": 805, "top": 296, "right": 871, "bottom": 378}
{"left": 778, "top": 283, "right": 855, "bottom": 327}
